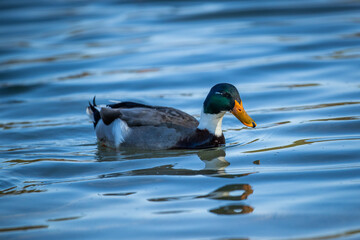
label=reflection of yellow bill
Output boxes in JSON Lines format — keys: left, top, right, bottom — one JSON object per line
{"left": 231, "top": 100, "right": 256, "bottom": 128}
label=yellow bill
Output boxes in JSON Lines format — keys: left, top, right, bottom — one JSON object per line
{"left": 231, "top": 100, "right": 256, "bottom": 128}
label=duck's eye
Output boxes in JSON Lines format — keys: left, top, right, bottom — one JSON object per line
{"left": 222, "top": 92, "right": 231, "bottom": 98}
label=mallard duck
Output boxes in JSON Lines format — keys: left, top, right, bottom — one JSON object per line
{"left": 86, "top": 83, "right": 256, "bottom": 149}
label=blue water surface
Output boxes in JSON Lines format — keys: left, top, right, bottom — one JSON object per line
{"left": 1, "top": 0, "right": 360, "bottom": 239}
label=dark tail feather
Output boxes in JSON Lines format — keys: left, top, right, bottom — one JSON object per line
{"left": 93, "top": 96, "right": 96, "bottom": 107}
{"left": 88, "top": 96, "right": 101, "bottom": 128}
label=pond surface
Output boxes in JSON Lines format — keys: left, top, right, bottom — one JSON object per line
{"left": 1, "top": 0, "right": 360, "bottom": 239}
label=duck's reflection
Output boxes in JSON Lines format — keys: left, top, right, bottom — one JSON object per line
{"left": 96, "top": 147, "right": 254, "bottom": 178}
{"left": 148, "top": 182, "right": 254, "bottom": 215}
{"left": 96, "top": 146, "right": 255, "bottom": 215}
{"left": 206, "top": 183, "right": 254, "bottom": 215}
{"left": 197, "top": 148, "right": 229, "bottom": 171}
{"left": 203, "top": 183, "right": 253, "bottom": 201}
{"left": 210, "top": 204, "right": 254, "bottom": 215}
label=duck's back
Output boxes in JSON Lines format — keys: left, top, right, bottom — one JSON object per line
{"left": 104, "top": 102, "right": 199, "bottom": 129}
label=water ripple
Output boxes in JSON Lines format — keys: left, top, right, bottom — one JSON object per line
{"left": 0, "top": 0, "right": 359, "bottom": 239}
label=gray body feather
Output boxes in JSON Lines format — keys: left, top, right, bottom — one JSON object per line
{"left": 96, "top": 106, "right": 199, "bottom": 149}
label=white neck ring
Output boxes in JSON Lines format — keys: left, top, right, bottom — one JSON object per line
{"left": 198, "top": 110, "right": 225, "bottom": 137}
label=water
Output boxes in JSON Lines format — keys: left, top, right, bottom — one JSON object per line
{"left": 1, "top": 0, "right": 360, "bottom": 239}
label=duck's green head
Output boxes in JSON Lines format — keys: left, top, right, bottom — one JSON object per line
{"left": 203, "top": 83, "right": 256, "bottom": 128}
